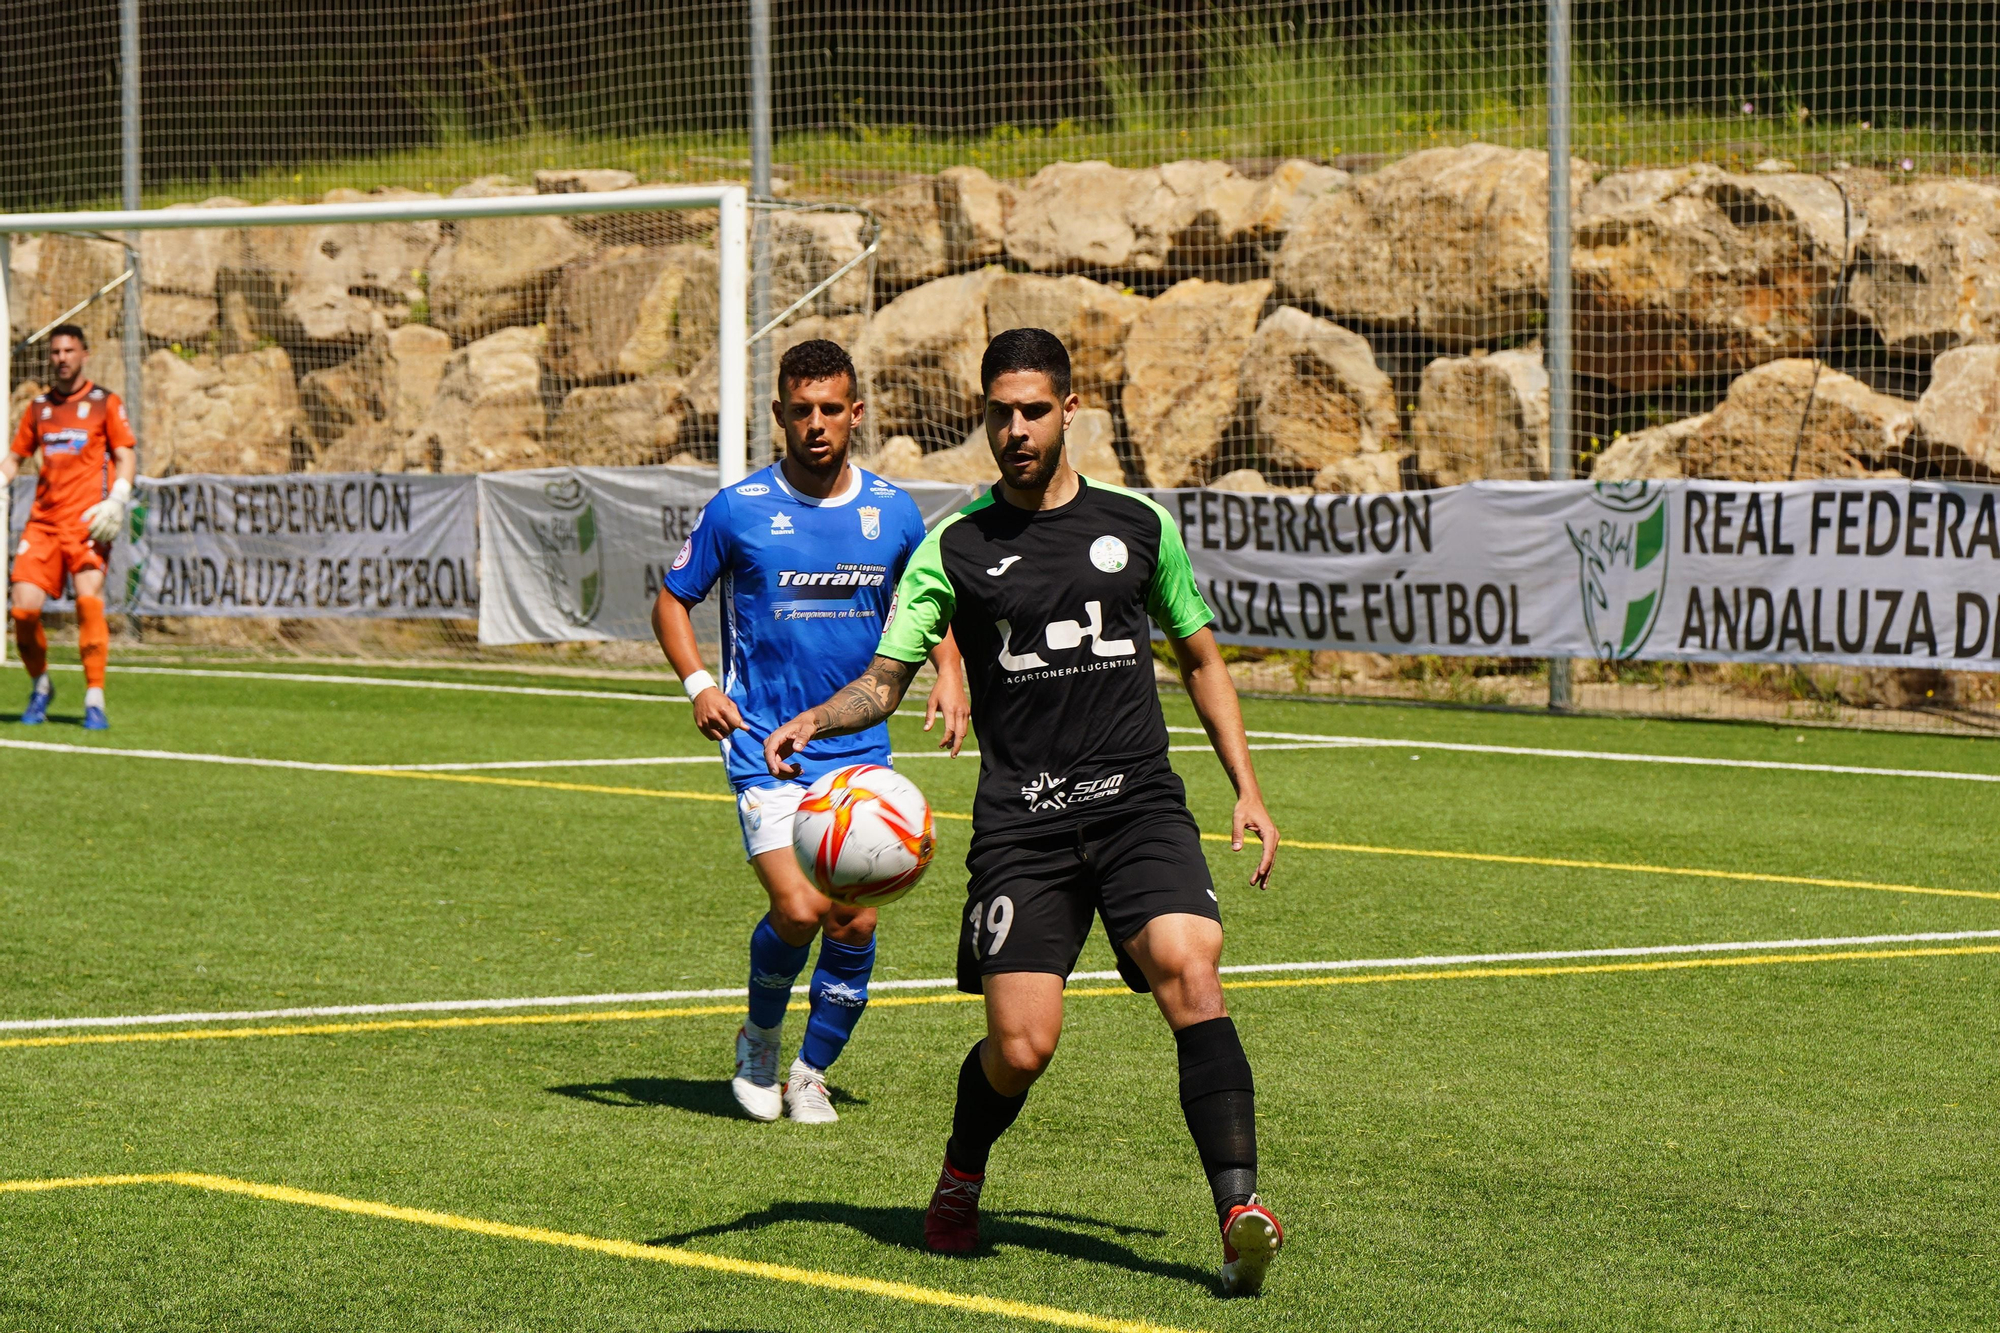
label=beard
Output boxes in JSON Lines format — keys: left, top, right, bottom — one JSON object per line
{"left": 998, "top": 434, "right": 1064, "bottom": 491}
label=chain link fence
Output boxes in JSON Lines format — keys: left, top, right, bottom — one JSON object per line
{"left": 3, "top": 3, "right": 1998, "bottom": 730}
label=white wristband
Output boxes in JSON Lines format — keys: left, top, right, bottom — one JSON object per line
{"left": 680, "top": 669, "right": 717, "bottom": 701}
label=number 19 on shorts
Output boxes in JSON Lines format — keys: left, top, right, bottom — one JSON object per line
{"left": 968, "top": 895, "right": 1014, "bottom": 959}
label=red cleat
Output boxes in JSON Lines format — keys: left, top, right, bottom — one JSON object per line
{"left": 1220, "top": 1196, "right": 1284, "bottom": 1296}
{"left": 923, "top": 1158, "right": 984, "bottom": 1253}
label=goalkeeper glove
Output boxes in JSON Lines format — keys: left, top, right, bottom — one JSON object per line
{"left": 83, "top": 478, "right": 131, "bottom": 544}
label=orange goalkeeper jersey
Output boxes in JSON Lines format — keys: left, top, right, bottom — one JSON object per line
{"left": 10, "top": 381, "right": 136, "bottom": 524}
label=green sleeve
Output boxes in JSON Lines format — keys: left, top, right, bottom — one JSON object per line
{"left": 877, "top": 524, "right": 956, "bottom": 663}
{"left": 1145, "top": 499, "right": 1213, "bottom": 637}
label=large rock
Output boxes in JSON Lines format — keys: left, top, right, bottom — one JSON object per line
{"left": 429, "top": 181, "right": 594, "bottom": 342}
{"left": 546, "top": 245, "right": 675, "bottom": 382}
{"left": 9, "top": 233, "right": 127, "bottom": 350}
{"left": 1575, "top": 166, "right": 1852, "bottom": 391}
{"left": 139, "top": 197, "right": 251, "bottom": 343}
{"left": 1121, "top": 277, "right": 1272, "bottom": 486}
{"left": 1005, "top": 159, "right": 1236, "bottom": 275}
{"left": 984, "top": 273, "right": 1148, "bottom": 410}
{"left": 551, "top": 376, "right": 690, "bottom": 467}
{"left": 617, "top": 244, "right": 722, "bottom": 379}
{"left": 534, "top": 168, "right": 637, "bottom": 194}
{"left": 281, "top": 189, "right": 442, "bottom": 345}
{"left": 300, "top": 324, "right": 453, "bottom": 471}
{"left": 936, "top": 166, "right": 1014, "bottom": 270}
{"left": 1411, "top": 347, "right": 1550, "bottom": 486}
{"left": 771, "top": 211, "right": 870, "bottom": 314}
{"left": 862, "top": 434, "right": 925, "bottom": 480}
{"left": 1313, "top": 452, "right": 1402, "bottom": 494}
{"left": 1276, "top": 144, "right": 1590, "bottom": 348}
{"left": 1906, "top": 344, "right": 2000, "bottom": 480}
{"left": 1847, "top": 180, "right": 2000, "bottom": 354}
{"left": 914, "top": 434, "right": 1001, "bottom": 484}
{"left": 404, "top": 326, "right": 548, "bottom": 472}
{"left": 1240, "top": 306, "right": 1400, "bottom": 479}
{"left": 1676, "top": 359, "right": 1912, "bottom": 479}
{"left": 870, "top": 179, "right": 948, "bottom": 288}
{"left": 1066, "top": 407, "right": 1126, "bottom": 484}
{"left": 853, "top": 267, "right": 1002, "bottom": 446}
{"left": 142, "top": 345, "right": 302, "bottom": 476}
{"left": 1176, "top": 159, "right": 1350, "bottom": 271}
{"left": 1588, "top": 414, "right": 1710, "bottom": 481}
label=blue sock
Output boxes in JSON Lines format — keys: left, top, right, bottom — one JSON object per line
{"left": 800, "top": 935, "right": 875, "bottom": 1070}
{"left": 746, "top": 916, "right": 810, "bottom": 1030}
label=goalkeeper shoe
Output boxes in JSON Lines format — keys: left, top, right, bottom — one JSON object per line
{"left": 784, "top": 1057, "right": 838, "bottom": 1124}
{"left": 922, "top": 1158, "right": 984, "bottom": 1254}
{"left": 83, "top": 704, "right": 108, "bottom": 731}
{"left": 731, "top": 1023, "right": 783, "bottom": 1122}
{"left": 20, "top": 684, "right": 50, "bottom": 726}
{"left": 1219, "top": 1196, "right": 1284, "bottom": 1297}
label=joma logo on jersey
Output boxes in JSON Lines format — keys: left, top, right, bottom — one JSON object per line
{"left": 1020, "top": 771, "right": 1124, "bottom": 813}
{"left": 995, "top": 600, "right": 1137, "bottom": 671}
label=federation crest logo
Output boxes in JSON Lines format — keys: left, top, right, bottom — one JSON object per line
{"left": 858, "top": 505, "right": 881, "bottom": 540}
{"left": 1566, "top": 480, "right": 1669, "bottom": 661}
{"left": 530, "top": 473, "right": 603, "bottom": 627}
{"left": 1089, "top": 535, "right": 1128, "bottom": 572}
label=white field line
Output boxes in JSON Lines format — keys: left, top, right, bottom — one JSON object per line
{"left": 48, "top": 662, "right": 2000, "bottom": 785}
{"left": 8, "top": 929, "right": 1996, "bottom": 1033}
{"left": 1166, "top": 726, "right": 2000, "bottom": 784}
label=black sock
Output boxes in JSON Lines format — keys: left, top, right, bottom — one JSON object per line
{"left": 944, "top": 1041, "right": 1027, "bottom": 1176}
{"left": 1175, "top": 1016, "right": 1258, "bottom": 1228}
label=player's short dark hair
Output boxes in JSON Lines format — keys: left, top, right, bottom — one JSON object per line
{"left": 777, "top": 338, "right": 857, "bottom": 398}
{"left": 47, "top": 323, "right": 87, "bottom": 348}
{"left": 981, "top": 327, "right": 1071, "bottom": 398}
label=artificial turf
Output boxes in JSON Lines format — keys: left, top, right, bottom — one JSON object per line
{"left": 0, "top": 662, "right": 1995, "bottom": 1330}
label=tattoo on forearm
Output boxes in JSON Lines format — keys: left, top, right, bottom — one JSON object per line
{"left": 813, "top": 656, "right": 919, "bottom": 736}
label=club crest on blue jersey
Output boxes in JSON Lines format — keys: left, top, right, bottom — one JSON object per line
{"left": 858, "top": 506, "right": 881, "bottom": 540}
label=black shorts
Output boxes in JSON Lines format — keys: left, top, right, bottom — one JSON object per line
{"left": 956, "top": 805, "right": 1221, "bottom": 995}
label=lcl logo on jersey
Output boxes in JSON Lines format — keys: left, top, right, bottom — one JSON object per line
{"left": 995, "top": 600, "right": 1136, "bottom": 671}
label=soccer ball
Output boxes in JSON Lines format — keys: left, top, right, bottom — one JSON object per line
{"left": 792, "top": 764, "right": 936, "bottom": 907}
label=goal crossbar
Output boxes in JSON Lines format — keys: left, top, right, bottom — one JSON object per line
{"left": 0, "top": 185, "right": 752, "bottom": 483}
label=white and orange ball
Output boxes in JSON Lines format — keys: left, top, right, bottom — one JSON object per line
{"left": 791, "top": 764, "right": 936, "bottom": 907}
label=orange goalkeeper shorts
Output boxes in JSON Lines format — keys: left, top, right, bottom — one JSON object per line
{"left": 10, "top": 514, "right": 109, "bottom": 599}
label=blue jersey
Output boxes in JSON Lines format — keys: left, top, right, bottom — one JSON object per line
{"left": 662, "top": 463, "right": 931, "bottom": 791}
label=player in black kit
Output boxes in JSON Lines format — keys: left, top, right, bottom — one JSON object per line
{"left": 764, "top": 327, "right": 1285, "bottom": 1296}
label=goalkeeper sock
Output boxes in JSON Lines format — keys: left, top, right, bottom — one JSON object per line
{"left": 799, "top": 934, "right": 874, "bottom": 1070}
{"left": 1175, "top": 1016, "right": 1259, "bottom": 1228}
{"left": 10, "top": 608, "right": 46, "bottom": 680}
{"left": 944, "top": 1041, "right": 1028, "bottom": 1176}
{"left": 76, "top": 595, "right": 108, "bottom": 690}
{"left": 746, "top": 915, "right": 809, "bottom": 1031}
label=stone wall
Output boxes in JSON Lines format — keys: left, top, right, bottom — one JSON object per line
{"left": 12, "top": 146, "right": 2000, "bottom": 496}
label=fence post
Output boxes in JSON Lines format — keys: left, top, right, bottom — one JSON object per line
{"left": 1546, "top": 0, "right": 1575, "bottom": 712}
{"left": 747, "top": 0, "right": 774, "bottom": 471}
{"left": 121, "top": 0, "right": 144, "bottom": 463}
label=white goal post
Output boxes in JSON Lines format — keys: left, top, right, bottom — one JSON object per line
{"left": 0, "top": 184, "right": 752, "bottom": 485}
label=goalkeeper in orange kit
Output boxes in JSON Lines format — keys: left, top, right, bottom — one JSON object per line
{"left": 1, "top": 325, "right": 136, "bottom": 729}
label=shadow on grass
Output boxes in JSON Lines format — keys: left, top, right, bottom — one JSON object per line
{"left": 646, "top": 1200, "right": 1215, "bottom": 1292}
{"left": 546, "top": 1077, "right": 866, "bottom": 1120}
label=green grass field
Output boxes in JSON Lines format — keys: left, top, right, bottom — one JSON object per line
{"left": 1, "top": 660, "right": 1996, "bottom": 1331}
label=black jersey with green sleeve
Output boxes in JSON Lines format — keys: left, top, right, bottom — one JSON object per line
{"left": 879, "top": 476, "right": 1212, "bottom": 841}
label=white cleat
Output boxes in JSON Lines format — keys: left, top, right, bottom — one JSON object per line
{"left": 731, "top": 1023, "right": 783, "bottom": 1122}
{"left": 1220, "top": 1195, "right": 1285, "bottom": 1297}
{"left": 783, "top": 1057, "right": 839, "bottom": 1124}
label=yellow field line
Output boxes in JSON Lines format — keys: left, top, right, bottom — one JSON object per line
{"left": 1191, "top": 833, "right": 2000, "bottom": 902}
{"left": 0, "top": 1172, "right": 1193, "bottom": 1333}
{"left": 7, "top": 945, "right": 1993, "bottom": 1053}
{"left": 348, "top": 764, "right": 1992, "bottom": 904}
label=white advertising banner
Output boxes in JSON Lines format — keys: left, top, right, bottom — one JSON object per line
{"left": 1155, "top": 478, "right": 2000, "bottom": 671}
{"left": 125, "top": 473, "right": 478, "bottom": 618}
{"left": 476, "top": 464, "right": 986, "bottom": 645}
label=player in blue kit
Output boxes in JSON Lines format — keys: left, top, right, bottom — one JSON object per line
{"left": 653, "top": 339, "right": 968, "bottom": 1123}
